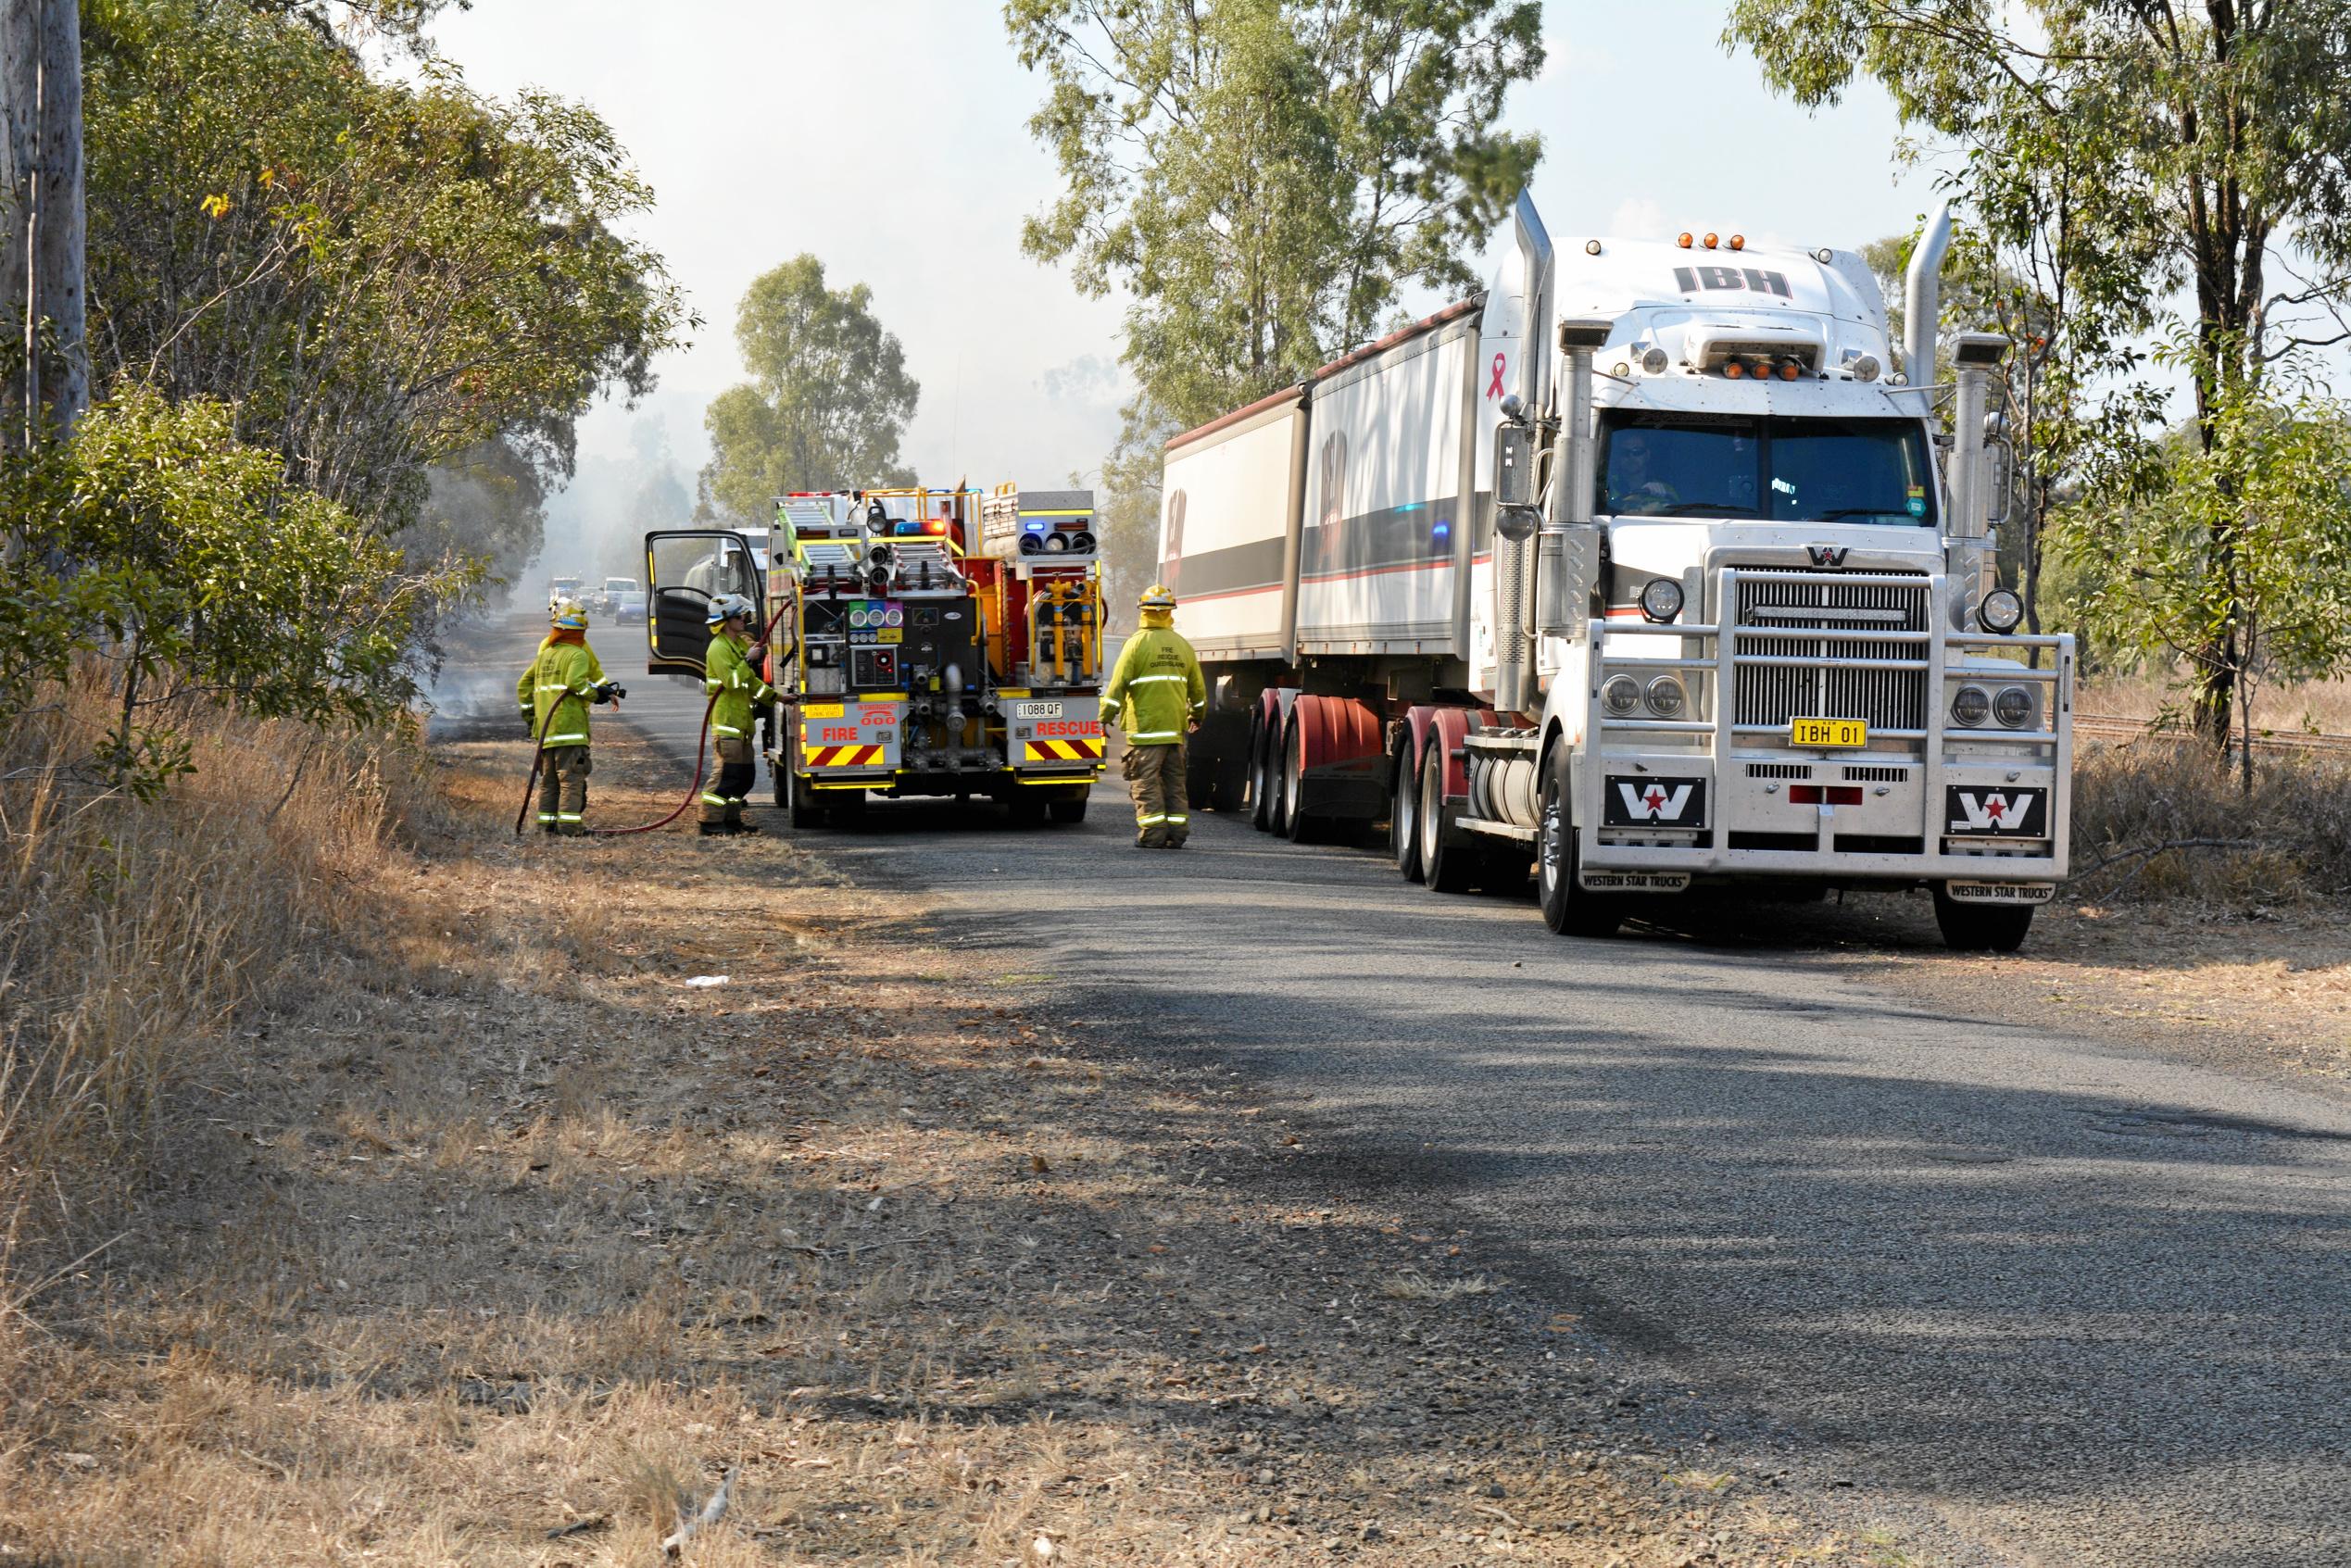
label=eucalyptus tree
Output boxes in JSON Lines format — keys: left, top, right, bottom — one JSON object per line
{"left": 1008, "top": 0, "right": 1544, "bottom": 432}
{"left": 699, "top": 256, "right": 920, "bottom": 520}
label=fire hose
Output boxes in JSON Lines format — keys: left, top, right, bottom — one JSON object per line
{"left": 511, "top": 602, "right": 793, "bottom": 838}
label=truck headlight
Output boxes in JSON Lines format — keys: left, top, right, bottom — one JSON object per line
{"left": 1951, "top": 684, "right": 1991, "bottom": 726}
{"left": 1993, "top": 685, "right": 2035, "bottom": 728}
{"left": 1645, "top": 676, "right": 1687, "bottom": 718}
{"left": 1603, "top": 675, "right": 1641, "bottom": 716}
{"left": 1978, "top": 588, "right": 2024, "bottom": 633}
{"left": 1639, "top": 579, "right": 1684, "bottom": 623}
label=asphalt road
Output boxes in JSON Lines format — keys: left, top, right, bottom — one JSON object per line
{"left": 446, "top": 609, "right": 2351, "bottom": 1568}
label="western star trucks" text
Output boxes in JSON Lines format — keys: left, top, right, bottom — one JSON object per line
{"left": 1165, "top": 194, "right": 2069, "bottom": 951}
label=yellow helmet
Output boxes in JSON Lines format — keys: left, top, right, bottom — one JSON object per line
{"left": 1138, "top": 583, "right": 1176, "bottom": 611}
{"left": 550, "top": 600, "right": 589, "bottom": 630}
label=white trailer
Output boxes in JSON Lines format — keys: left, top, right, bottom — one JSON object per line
{"left": 1163, "top": 194, "right": 2070, "bottom": 951}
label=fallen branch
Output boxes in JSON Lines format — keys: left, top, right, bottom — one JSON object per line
{"left": 778, "top": 1228, "right": 948, "bottom": 1259}
{"left": 1472, "top": 1501, "right": 1524, "bottom": 1530}
{"left": 660, "top": 1464, "right": 735, "bottom": 1558}
{"left": 544, "top": 1513, "right": 609, "bottom": 1540}
{"left": 2063, "top": 838, "right": 2259, "bottom": 886}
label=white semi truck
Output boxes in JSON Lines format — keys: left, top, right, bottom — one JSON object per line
{"left": 1164, "top": 195, "right": 2070, "bottom": 951}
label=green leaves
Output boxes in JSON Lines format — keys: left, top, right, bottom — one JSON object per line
{"left": 2057, "top": 338, "right": 2351, "bottom": 763}
{"left": 699, "top": 257, "right": 920, "bottom": 519}
{"left": 1009, "top": 0, "right": 1543, "bottom": 432}
{"left": 0, "top": 390, "right": 475, "bottom": 794}
{"left": 81, "top": 0, "right": 688, "bottom": 534}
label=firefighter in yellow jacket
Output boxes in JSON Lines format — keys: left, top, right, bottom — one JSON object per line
{"left": 1101, "top": 583, "right": 1206, "bottom": 848}
{"left": 517, "top": 601, "right": 622, "bottom": 835}
{"left": 700, "top": 593, "right": 776, "bottom": 836}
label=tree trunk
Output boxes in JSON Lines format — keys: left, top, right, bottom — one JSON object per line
{"left": 0, "top": 0, "right": 83, "bottom": 450}
{"left": 32, "top": 0, "right": 82, "bottom": 436}
{"left": 2, "top": 0, "right": 36, "bottom": 449}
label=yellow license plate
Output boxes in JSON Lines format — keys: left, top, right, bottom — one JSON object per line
{"left": 1791, "top": 718, "right": 1867, "bottom": 748}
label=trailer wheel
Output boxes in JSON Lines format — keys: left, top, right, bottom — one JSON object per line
{"left": 1391, "top": 731, "right": 1423, "bottom": 883}
{"left": 1417, "top": 737, "right": 1477, "bottom": 893}
{"left": 1932, "top": 884, "right": 2033, "bottom": 952}
{"left": 1538, "top": 740, "right": 1620, "bottom": 936}
{"left": 1281, "top": 716, "right": 1324, "bottom": 844}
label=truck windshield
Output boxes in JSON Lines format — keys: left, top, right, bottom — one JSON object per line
{"left": 1601, "top": 415, "right": 1936, "bottom": 527}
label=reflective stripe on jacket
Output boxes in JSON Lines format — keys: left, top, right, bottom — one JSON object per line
{"left": 704, "top": 631, "right": 776, "bottom": 741}
{"left": 518, "top": 637, "right": 606, "bottom": 746}
{"left": 1101, "top": 626, "right": 1204, "bottom": 745}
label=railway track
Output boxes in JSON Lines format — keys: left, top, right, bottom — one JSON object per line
{"left": 2074, "top": 711, "right": 2351, "bottom": 757}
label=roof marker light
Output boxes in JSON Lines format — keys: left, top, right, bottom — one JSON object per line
{"left": 1703, "top": 232, "right": 1719, "bottom": 249}
{"left": 1585, "top": 238, "right": 1603, "bottom": 256}
{"left": 1678, "top": 232, "right": 1693, "bottom": 249}
{"left": 1729, "top": 234, "right": 1746, "bottom": 251}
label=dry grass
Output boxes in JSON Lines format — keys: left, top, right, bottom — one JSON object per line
{"left": 2068, "top": 735, "right": 2351, "bottom": 903}
{"left": 0, "top": 673, "right": 443, "bottom": 1330}
{"left": 0, "top": 710, "right": 1907, "bottom": 1567}
{"left": 2079, "top": 671, "right": 2351, "bottom": 735}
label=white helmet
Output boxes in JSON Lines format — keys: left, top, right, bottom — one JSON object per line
{"left": 705, "top": 592, "right": 756, "bottom": 628}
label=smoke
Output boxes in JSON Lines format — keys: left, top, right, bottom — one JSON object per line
{"left": 535, "top": 416, "right": 695, "bottom": 596}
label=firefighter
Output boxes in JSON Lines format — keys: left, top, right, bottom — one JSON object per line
{"left": 518, "top": 601, "right": 621, "bottom": 835}
{"left": 700, "top": 592, "right": 776, "bottom": 836}
{"left": 1101, "top": 583, "right": 1206, "bottom": 848}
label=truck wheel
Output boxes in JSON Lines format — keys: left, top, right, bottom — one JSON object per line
{"left": 1417, "top": 736, "right": 1476, "bottom": 893}
{"left": 786, "top": 770, "right": 826, "bottom": 830}
{"left": 1048, "top": 790, "right": 1088, "bottom": 825}
{"left": 1538, "top": 740, "right": 1620, "bottom": 936}
{"left": 1006, "top": 792, "right": 1048, "bottom": 826}
{"left": 1392, "top": 733, "right": 1423, "bottom": 882}
{"left": 828, "top": 788, "right": 866, "bottom": 826}
{"left": 1932, "top": 884, "right": 2034, "bottom": 952}
{"left": 1281, "top": 716, "right": 1323, "bottom": 844}
{"left": 1258, "top": 722, "right": 1289, "bottom": 837}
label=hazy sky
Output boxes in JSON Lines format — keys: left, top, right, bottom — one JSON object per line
{"left": 429, "top": 1, "right": 1941, "bottom": 512}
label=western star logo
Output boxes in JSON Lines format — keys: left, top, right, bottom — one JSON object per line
{"left": 1944, "top": 785, "right": 2047, "bottom": 835}
{"left": 1807, "top": 545, "right": 1850, "bottom": 568}
{"left": 1603, "top": 775, "right": 1707, "bottom": 827}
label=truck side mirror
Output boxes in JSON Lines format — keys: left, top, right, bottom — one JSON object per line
{"left": 1495, "top": 421, "right": 1536, "bottom": 509}
{"left": 1987, "top": 439, "right": 2015, "bottom": 526}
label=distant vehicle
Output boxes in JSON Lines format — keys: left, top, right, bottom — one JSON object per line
{"left": 547, "top": 574, "right": 583, "bottom": 612}
{"left": 599, "top": 577, "right": 647, "bottom": 624}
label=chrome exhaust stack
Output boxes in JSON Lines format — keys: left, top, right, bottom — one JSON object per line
{"left": 1492, "top": 192, "right": 1553, "bottom": 717}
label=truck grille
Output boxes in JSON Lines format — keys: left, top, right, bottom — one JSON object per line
{"left": 1731, "top": 571, "right": 1930, "bottom": 734}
